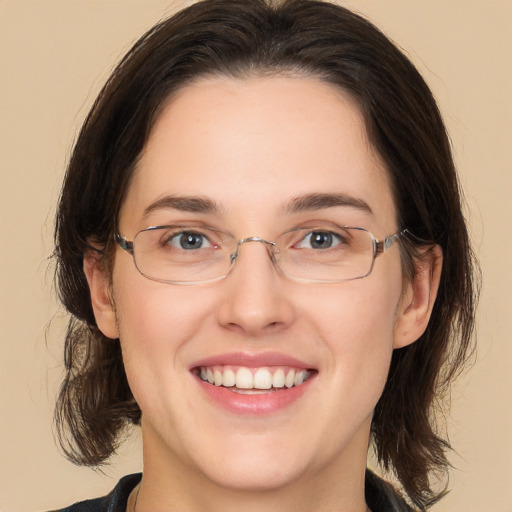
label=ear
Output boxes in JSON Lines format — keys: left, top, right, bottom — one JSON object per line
{"left": 83, "top": 249, "right": 119, "bottom": 339}
{"left": 393, "top": 245, "right": 442, "bottom": 349}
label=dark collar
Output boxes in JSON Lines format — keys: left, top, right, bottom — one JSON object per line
{"left": 52, "top": 470, "right": 412, "bottom": 512}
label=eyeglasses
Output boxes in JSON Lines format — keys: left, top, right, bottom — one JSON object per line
{"left": 114, "top": 223, "right": 405, "bottom": 285}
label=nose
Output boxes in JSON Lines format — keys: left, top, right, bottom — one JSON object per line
{"left": 216, "top": 237, "right": 295, "bottom": 337}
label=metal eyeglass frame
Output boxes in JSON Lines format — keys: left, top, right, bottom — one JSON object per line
{"left": 114, "top": 227, "right": 408, "bottom": 285}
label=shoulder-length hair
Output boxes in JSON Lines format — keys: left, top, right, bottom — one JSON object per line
{"left": 54, "top": 1, "right": 478, "bottom": 509}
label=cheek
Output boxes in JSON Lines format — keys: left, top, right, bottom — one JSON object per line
{"left": 307, "top": 277, "right": 400, "bottom": 343}
{"left": 304, "top": 276, "right": 402, "bottom": 393}
{"left": 110, "top": 265, "right": 218, "bottom": 400}
{"left": 115, "top": 290, "right": 210, "bottom": 359}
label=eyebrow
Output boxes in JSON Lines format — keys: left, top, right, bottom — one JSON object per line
{"left": 143, "top": 195, "right": 221, "bottom": 217}
{"left": 142, "top": 192, "right": 372, "bottom": 220}
{"left": 284, "top": 193, "right": 373, "bottom": 215}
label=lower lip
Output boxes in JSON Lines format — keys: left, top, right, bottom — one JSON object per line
{"left": 195, "top": 374, "right": 317, "bottom": 415}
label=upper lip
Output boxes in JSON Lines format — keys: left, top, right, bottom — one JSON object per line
{"left": 189, "top": 351, "right": 315, "bottom": 370}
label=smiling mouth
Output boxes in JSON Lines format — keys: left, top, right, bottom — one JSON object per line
{"left": 194, "top": 365, "right": 315, "bottom": 394}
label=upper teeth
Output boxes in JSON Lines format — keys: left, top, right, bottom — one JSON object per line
{"left": 199, "top": 366, "right": 311, "bottom": 390}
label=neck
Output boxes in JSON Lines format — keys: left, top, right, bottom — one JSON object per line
{"left": 134, "top": 420, "right": 372, "bottom": 512}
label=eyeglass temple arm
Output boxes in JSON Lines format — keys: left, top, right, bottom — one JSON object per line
{"left": 114, "top": 234, "right": 134, "bottom": 254}
{"left": 375, "top": 228, "right": 435, "bottom": 255}
{"left": 375, "top": 229, "right": 410, "bottom": 256}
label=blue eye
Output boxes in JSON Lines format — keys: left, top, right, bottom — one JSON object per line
{"left": 169, "top": 232, "right": 209, "bottom": 250}
{"left": 299, "top": 231, "right": 342, "bottom": 250}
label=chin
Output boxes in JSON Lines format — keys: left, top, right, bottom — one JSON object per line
{"left": 192, "top": 425, "right": 332, "bottom": 494}
{"left": 200, "top": 456, "right": 309, "bottom": 492}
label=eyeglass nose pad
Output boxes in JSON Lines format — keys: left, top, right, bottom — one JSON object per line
{"left": 229, "top": 236, "right": 278, "bottom": 265}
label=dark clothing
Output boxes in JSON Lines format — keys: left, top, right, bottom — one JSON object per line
{"left": 365, "top": 470, "right": 414, "bottom": 511}
{"left": 51, "top": 470, "right": 412, "bottom": 512}
{"left": 48, "top": 474, "right": 141, "bottom": 512}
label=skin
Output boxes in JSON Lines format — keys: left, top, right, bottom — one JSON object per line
{"left": 85, "top": 76, "right": 441, "bottom": 512}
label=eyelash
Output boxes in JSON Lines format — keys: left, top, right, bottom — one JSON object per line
{"left": 294, "top": 230, "right": 344, "bottom": 250}
{"left": 156, "top": 226, "right": 350, "bottom": 252}
{"left": 165, "top": 231, "right": 213, "bottom": 250}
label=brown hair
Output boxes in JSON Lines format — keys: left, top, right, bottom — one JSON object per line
{"left": 54, "top": 0, "right": 478, "bottom": 509}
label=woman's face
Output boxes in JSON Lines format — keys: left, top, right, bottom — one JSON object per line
{"left": 91, "top": 76, "right": 419, "bottom": 492}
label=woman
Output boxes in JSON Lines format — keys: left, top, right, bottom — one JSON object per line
{"left": 52, "top": 0, "right": 477, "bottom": 511}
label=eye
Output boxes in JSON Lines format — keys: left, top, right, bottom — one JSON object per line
{"left": 297, "top": 230, "right": 342, "bottom": 250}
{"left": 167, "top": 231, "right": 210, "bottom": 250}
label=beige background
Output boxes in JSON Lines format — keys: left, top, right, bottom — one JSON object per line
{"left": 1, "top": 1, "right": 510, "bottom": 510}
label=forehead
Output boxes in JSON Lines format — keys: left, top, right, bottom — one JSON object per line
{"left": 120, "top": 75, "right": 396, "bottom": 232}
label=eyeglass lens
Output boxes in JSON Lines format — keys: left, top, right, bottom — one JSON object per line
{"left": 129, "top": 225, "right": 379, "bottom": 284}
